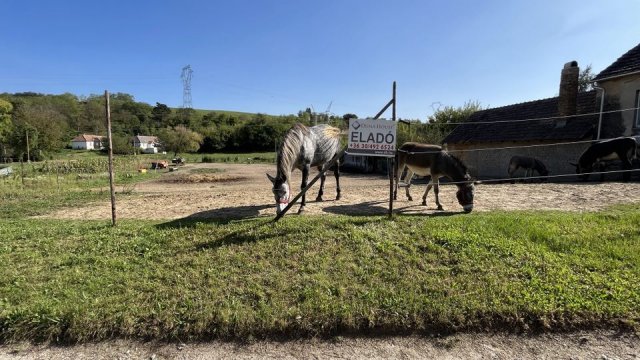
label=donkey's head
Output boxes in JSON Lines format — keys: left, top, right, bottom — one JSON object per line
{"left": 267, "top": 173, "right": 291, "bottom": 215}
{"left": 569, "top": 162, "right": 590, "bottom": 181}
{"left": 456, "top": 175, "right": 475, "bottom": 213}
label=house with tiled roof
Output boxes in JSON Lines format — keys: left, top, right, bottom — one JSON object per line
{"left": 70, "top": 134, "right": 105, "bottom": 150}
{"left": 592, "top": 42, "right": 640, "bottom": 136}
{"left": 443, "top": 61, "right": 600, "bottom": 179}
{"left": 132, "top": 135, "right": 161, "bottom": 153}
{"left": 443, "top": 42, "right": 640, "bottom": 179}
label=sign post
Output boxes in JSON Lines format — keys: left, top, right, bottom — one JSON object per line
{"left": 347, "top": 119, "right": 397, "bottom": 157}
{"left": 347, "top": 116, "right": 397, "bottom": 218}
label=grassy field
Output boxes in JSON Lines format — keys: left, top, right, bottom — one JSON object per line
{"left": 48, "top": 149, "right": 276, "bottom": 165}
{"left": 1, "top": 157, "right": 639, "bottom": 342}
{"left": 0, "top": 203, "right": 639, "bottom": 343}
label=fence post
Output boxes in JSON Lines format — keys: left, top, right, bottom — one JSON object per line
{"left": 105, "top": 90, "right": 117, "bottom": 227}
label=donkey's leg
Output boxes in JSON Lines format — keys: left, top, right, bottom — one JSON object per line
{"left": 334, "top": 161, "right": 341, "bottom": 200}
{"left": 422, "top": 179, "right": 433, "bottom": 206}
{"left": 316, "top": 166, "right": 326, "bottom": 202}
{"left": 508, "top": 164, "right": 517, "bottom": 184}
{"left": 621, "top": 151, "right": 633, "bottom": 182}
{"left": 393, "top": 163, "right": 402, "bottom": 200}
{"left": 404, "top": 170, "right": 414, "bottom": 201}
{"left": 597, "top": 162, "right": 606, "bottom": 182}
{"left": 299, "top": 164, "right": 310, "bottom": 213}
{"left": 433, "top": 179, "right": 444, "bottom": 211}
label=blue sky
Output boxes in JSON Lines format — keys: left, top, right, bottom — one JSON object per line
{"left": 1, "top": 0, "right": 639, "bottom": 120}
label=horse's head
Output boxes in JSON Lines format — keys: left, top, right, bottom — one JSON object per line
{"left": 456, "top": 175, "right": 475, "bottom": 213}
{"left": 267, "top": 173, "right": 291, "bottom": 215}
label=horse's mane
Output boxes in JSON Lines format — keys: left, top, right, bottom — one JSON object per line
{"left": 277, "top": 123, "right": 309, "bottom": 180}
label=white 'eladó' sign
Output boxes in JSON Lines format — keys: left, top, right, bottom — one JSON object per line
{"left": 347, "top": 118, "right": 397, "bottom": 157}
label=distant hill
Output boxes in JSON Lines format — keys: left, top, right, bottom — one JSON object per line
{"left": 176, "top": 108, "right": 264, "bottom": 118}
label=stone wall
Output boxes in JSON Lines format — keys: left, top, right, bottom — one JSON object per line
{"left": 447, "top": 141, "right": 591, "bottom": 180}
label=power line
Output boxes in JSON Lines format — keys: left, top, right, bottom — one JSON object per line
{"left": 395, "top": 168, "right": 640, "bottom": 187}
{"left": 420, "top": 106, "right": 639, "bottom": 127}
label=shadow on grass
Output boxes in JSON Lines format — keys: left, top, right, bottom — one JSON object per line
{"left": 155, "top": 204, "right": 271, "bottom": 229}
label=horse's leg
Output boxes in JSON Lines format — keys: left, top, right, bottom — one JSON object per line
{"left": 422, "top": 178, "right": 432, "bottom": 206}
{"left": 299, "top": 164, "right": 310, "bottom": 213}
{"left": 316, "top": 165, "right": 325, "bottom": 202}
{"left": 334, "top": 160, "right": 341, "bottom": 200}
{"left": 433, "top": 178, "right": 444, "bottom": 211}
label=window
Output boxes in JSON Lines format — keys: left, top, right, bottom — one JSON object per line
{"left": 635, "top": 90, "right": 640, "bottom": 128}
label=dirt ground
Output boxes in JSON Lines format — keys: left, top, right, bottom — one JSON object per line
{"left": 22, "top": 163, "right": 640, "bottom": 358}
{"left": 1, "top": 331, "right": 638, "bottom": 359}
{"left": 39, "top": 162, "right": 640, "bottom": 221}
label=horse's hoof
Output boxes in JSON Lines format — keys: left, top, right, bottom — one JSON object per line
{"left": 335, "top": 195, "right": 341, "bottom": 201}
{"left": 408, "top": 197, "right": 413, "bottom": 201}
{"left": 437, "top": 206, "right": 444, "bottom": 211}
{"left": 421, "top": 201, "right": 427, "bottom": 206}
{"left": 297, "top": 207, "right": 306, "bottom": 214}
{"left": 315, "top": 197, "right": 323, "bottom": 202}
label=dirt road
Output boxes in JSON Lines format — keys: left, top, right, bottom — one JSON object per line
{"left": 38, "top": 162, "right": 640, "bottom": 220}
{"left": 2, "top": 331, "right": 638, "bottom": 359}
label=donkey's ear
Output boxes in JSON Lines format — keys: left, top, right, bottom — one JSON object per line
{"left": 266, "top": 173, "right": 276, "bottom": 184}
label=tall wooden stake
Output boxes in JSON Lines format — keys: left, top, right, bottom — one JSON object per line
{"left": 105, "top": 90, "right": 117, "bottom": 226}
{"left": 388, "top": 81, "right": 396, "bottom": 219}
{"left": 25, "top": 130, "right": 30, "bottom": 163}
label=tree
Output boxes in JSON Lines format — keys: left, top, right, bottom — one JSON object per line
{"left": 423, "top": 100, "right": 483, "bottom": 144}
{"left": 151, "top": 103, "right": 172, "bottom": 129}
{"left": 342, "top": 113, "right": 358, "bottom": 121}
{"left": 0, "top": 99, "right": 13, "bottom": 156}
{"left": 158, "top": 125, "right": 203, "bottom": 156}
{"left": 579, "top": 64, "right": 595, "bottom": 92}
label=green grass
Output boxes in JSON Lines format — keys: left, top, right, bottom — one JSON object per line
{"left": 1, "top": 205, "right": 639, "bottom": 343}
{"left": 45, "top": 150, "right": 276, "bottom": 165}
{"left": 0, "top": 159, "right": 161, "bottom": 219}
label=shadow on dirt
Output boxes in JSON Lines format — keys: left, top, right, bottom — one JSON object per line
{"left": 322, "top": 201, "right": 467, "bottom": 217}
{"left": 156, "top": 204, "right": 271, "bottom": 229}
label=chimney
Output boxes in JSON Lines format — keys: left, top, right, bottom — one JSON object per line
{"left": 558, "top": 61, "right": 579, "bottom": 116}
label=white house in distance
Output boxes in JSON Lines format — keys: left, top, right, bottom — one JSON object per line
{"left": 70, "top": 134, "right": 105, "bottom": 150}
{"left": 132, "top": 135, "right": 161, "bottom": 153}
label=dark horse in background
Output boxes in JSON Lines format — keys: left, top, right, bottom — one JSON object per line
{"left": 394, "top": 142, "right": 475, "bottom": 213}
{"left": 507, "top": 155, "right": 549, "bottom": 182}
{"left": 570, "top": 137, "right": 637, "bottom": 181}
{"left": 267, "top": 123, "right": 342, "bottom": 215}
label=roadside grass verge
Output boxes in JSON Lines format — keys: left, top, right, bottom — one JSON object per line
{"left": 1, "top": 205, "right": 639, "bottom": 343}
{"left": 0, "top": 168, "right": 160, "bottom": 219}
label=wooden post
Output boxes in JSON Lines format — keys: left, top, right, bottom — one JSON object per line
{"left": 389, "top": 81, "right": 396, "bottom": 219}
{"left": 105, "top": 90, "right": 117, "bottom": 226}
{"left": 25, "top": 130, "right": 30, "bottom": 163}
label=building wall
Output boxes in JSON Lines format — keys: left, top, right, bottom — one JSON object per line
{"left": 598, "top": 73, "right": 640, "bottom": 136}
{"left": 71, "top": 141, "right": 91, "bottom": 150}
{"left": 447, "top": 141, "right": 590, "bottom": 180}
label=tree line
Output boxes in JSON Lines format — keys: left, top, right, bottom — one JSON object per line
{"left": 0, "top": 92, "right": 482, "bottom": 161}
